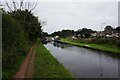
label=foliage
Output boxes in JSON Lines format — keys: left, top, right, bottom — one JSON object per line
{"left": 90, "top": 37, "right": 120, "bottom": 47}
{"left": 34, "top": 41, "right": 74, "bottom": 78}
{"left": 115, "top": 26, "right": 120, "bottom": 34}
{"left": 42, "top": 32, "right": 49, "bottom": 37}
{"left": 50, "top": 29, "right": 75, "bottom": 38}
{"left": 50, "top": 28, "right": 95, "bottom": 38}
{"left": 2, "top": 13, "right": 29, "bottom": 69}
{"left": 104, "top": 25, "right": 113, "bottom": 31}
{"left": 76, "top": 28, "right": 95, "bottom": 38}
{"left": 61, "top": 38, "right": 120, "bottom": 54}
{"left": 2, "top": 9, "right": 42, "bottom": 77}
{"left": 9, "top": 9, "right": 42, "bottom": 43}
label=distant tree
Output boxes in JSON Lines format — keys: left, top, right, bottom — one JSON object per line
{"left": 50, "top": 28, "right": 96, "bottom": 38}
{"left": 77, "top": 28, "right": 94, "bottom": 38}
{"left": 60, "top": 29, "right": 75, "bottom": 37}
{"left": 104, "top": 25, "right": 113, "bottom": 35}
{"left": 76, "top": 29, "right": 81, "bottom": 34}
{"left": 42, "top": 32, "right": 48, "bottom": 37}
{"left": 115, "top": 26, "right": 120, "bottom": 38}
{"left": 50, "top": 29, "right": 75, "bottom": 38}
{"left": 115, "top": 26, "right": 120, "bottom": 32}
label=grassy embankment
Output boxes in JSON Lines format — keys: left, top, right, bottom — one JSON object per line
{"left": 61, "top": 38, "right": 120, "bottom": 54}
{"left": 34, "top": 41, "right": 74, "bottom": 78}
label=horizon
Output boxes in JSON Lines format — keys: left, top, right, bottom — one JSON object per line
{"left": 44, "top": 25, "right": 119, "bottom": 34}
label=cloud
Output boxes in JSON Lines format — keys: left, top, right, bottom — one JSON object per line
{"left": 33, "top": 2, "right": 118, "bottom": 33}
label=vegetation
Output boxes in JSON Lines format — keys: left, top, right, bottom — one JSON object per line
{"left": 9, "top": 10, "right": 42, "bottom": 43}
{"left": 34, "top": 41, "right": 74, "bottom": 78}
{"left": 2, "top": 8, "right": 42, "bottom": 77}
{"left": 50, "top": 29, "right": 75, "bottom": 38}
{"left": 61, "top": 38, "right": 120, "bottom": 54}
{"left": 49, "top": 28, "right": 96, "bottom": 38}
{"left": 76, "top": 28, "right": 96, "bottom": 38}
{"left": 2, "top": 0, "right": 120, "bottom": 78}
{"left": 2, "top": 55, "right": 26, "bottom": 78}
{"left": 2, "top": 1, "right": 75, "bottom": 78}
{"left": 49, "top": 25, "right": 120, "bottom": 52}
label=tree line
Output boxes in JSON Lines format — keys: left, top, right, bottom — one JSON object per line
{"left": 43, "top": 26, "right": 120, "bottom": 47}
{"left": 48, "top": 26, "right": 120, "bottom": 38}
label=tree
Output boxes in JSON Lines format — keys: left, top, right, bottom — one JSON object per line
{"left": 9, "top": 10, "right": 42, "bottom": 43}
{"left": 42, "top": 32, "right": 49, "bottom": 37}
{"left": 104, "top": 25, "right": 113, "bottom": 35}
{"left": 50, "top": 29, "right": 75, "bottom": 38}
{"left": 78, "top": 28, "right": 94, "bottom": 38}
{"left": 115, "top": 26, "right": 120, "bottom": 32}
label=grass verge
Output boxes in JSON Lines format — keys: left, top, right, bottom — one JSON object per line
{"left": 34, "top": 41, "right": 74, "bottom": 78}
{"left": 61, "top": 38, "right": 120, "bottom": 54}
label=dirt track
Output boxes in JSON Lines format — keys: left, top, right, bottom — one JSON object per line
{"left": 14, "top": 45, "right": 36, "bottom": 79}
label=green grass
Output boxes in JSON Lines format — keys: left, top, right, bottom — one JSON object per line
{"left": 89, "top": 44, "right": 120, "bottom": 54}
{"left": 2, "top": 44, "right": 31, "bottom": 78}
{"left": 61, "top": 38, "right": 120, "bottom": 54}
{"left": 34, "top": 41, "right": 74, "bottom": 78}
{"left": 2, "top": 55, "right": 26, "bottom": 78}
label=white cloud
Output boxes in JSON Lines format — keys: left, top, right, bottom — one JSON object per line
{"left": 33, "top": 2, "right": 118, "bottom": 33}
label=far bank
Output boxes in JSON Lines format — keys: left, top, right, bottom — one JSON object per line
{"left": 60, "top": 38, "right": 120, "bottom": 54}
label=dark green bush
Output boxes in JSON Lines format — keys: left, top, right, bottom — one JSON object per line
{"left": 116, "top": 40, "right": 120, "bottom": 47}
{"left": 2, "top": 13, "right": 29, "bottom": 69}
{"left": 90, "top": 37, "right": 119, "bottom": 47}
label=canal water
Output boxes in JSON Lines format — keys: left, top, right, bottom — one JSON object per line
{"left": 44, "top": 42, "right": 120, "bottom": 78}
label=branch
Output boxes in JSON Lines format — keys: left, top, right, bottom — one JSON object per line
{"left": 27, "top": 2, "right": 30, "bottom": 10}
{"left": 12, "top": 0, "right": 16, "bottom": 11}
{"left": 19, "top": 0, "right": 23, "bottom": 10}
{"left": 5, "top": 1, "right": 13, "bottom": 12}
{"left": 29, "top": 2, "right": 38, "bottom": 12}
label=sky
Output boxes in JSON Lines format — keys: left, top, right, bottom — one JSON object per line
{"left": 1, "top": 0, "right": 119, "bottom": 34}
{"left": 33, "top": 1, "right": 118, "bottom": 34}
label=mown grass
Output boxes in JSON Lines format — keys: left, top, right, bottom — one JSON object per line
{"left": 34, "top": 41, "right": 74, "bottom": 78}
{"left": 61, "top": 38, "right": 120, "bottom": 54}
{"left": 89, "top": 44, "right": 120, "bottom": 54}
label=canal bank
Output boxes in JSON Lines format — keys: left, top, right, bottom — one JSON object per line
{"left": 34, "top": 41, "right": 74, "bottom": 78}
{"left": 60, "top": 38, "right": 120, "bottom": 54}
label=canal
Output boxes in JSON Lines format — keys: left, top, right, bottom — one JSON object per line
{"left": 44, "top": 42, "right": 120, "bottom": 78}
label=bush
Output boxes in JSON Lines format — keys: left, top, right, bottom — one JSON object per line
{"left": 116, "top": 40, "right": 120, "bottom": 47}
{"left": 90, "top": 37, "right": 119, "bottom": 47}
{"left": 2, "top": 13, "right": 29, "bottom": 69}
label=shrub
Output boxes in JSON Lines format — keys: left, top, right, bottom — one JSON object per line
{"left": 2, "top": 13, "right": 29, "bottom": 69}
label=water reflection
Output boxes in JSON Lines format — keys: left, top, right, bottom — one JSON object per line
{"left": 51, "top": 42, "right": 73, "bottom": 49}
{"left": 44, "top": 42, "right": 120, "bottom": 78}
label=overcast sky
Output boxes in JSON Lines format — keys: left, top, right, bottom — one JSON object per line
{"left": 1, "top": 0, "right": 119, "bottom": 34}
{"left": 32, "top": 1, "right": 118, "bottom": 34}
